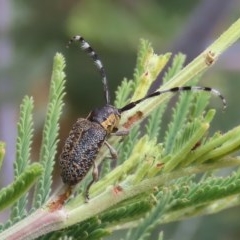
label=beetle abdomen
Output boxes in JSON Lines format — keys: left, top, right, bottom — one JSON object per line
{"left": 59, "top": 118, "right": 107, "bottom": 185}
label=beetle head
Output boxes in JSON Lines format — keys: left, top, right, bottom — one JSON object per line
{"left": 87, "top": 105, "right": 121, "bottom": 134}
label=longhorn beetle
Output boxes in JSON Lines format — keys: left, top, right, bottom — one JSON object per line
{"left": 59, "top": 35, "right": 226, "bottom": 202}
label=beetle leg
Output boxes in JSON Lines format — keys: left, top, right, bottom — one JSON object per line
{"left": 85, "top": 161, "right": 98, "bottom": 202}
{"left": 104, "top": 141, "right": 118, "bottom": 159}
{"left": 112, "top": 129, "right": 129, "bottom": 136}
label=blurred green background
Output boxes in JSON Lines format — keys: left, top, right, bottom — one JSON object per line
{"left": 0, "top": 0, "right": 240, "bottom": 239}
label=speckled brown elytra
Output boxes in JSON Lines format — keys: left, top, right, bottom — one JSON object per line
{"left": 59, "top": 35, "right": 226, "bottom": 202}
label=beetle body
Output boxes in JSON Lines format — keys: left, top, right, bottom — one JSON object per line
{"left": 59, "top": 104, "right": 121, "bottom": 196}
{"left": 59, "top": 118, "right": 106, "bottom": 185}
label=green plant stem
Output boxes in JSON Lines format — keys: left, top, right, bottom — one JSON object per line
{"left": 120, "top": 17, "right": 240, "bottom": 126}
{"left": 2, "top": 156, "right": 239, "bottom": 240}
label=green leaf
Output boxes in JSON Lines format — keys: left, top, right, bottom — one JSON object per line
{"left": 163, "top": 110, "right": 215, "bottom": 172}
{"left": 170, "top": 172, "right": 240, "bottom": 212}
{"left": 0, "top": 163, "right": 43, "bottom": 212}
{"left": 125, "top": 191, "right": 171, "bottom": 240}
{"left": 100, "top": 199, "right": 152, "bottom": 224}
{"left": 114, "top": 78, "right": 134, "bottom": 109}
{"left": 184, "top": 125, "right": 240, "bottom": 166}
{"left": 10, "top": 96, "right": 34, "bottom": 222}
{"left": 146, "top": 53, "right": 186, "bottom": 139}
{"left": 32, "top": 53, "right": 66, "bottom": 208}
{"left": 131, "top": 39, "right": 171, "bottom": 101}
{"left": 164, "top": 91, "right": 196, "bottom": 154}
{"left": 146, "top": 54, "right": 186, "bottom": 138}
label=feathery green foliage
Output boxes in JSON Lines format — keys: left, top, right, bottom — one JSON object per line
{"left": 1, "top": 18, "right": 240, "bottom": 240}
{"left": 116, "top": 39, "right": 170, "bottom": 165}
{"left": 10, "top": 96, "right": 34, "bottom": 222}
{"left": 14, "top": 96, "right": 34, "bottom": 175}
{"left": 163, "top": 79, "right": 199, "bottom": 154}
{"left": 125, "top": 191, "right": 171, "bottom": 240}
{"left": 0, "top": 163, "right": 43, "bottom": 212}
{"left": 32, "top": 53, "right": 66, "bottom": 208}
{"left": 183, "top": 125, "right": 240, "bottom": 166}
{"left": 40, "top": 216, "right": 111, "bottom": 240}
{"left": 0, "top": 53, "right": 66, "bottom": 236}
{"left": 114, "top": 78, "right": 134, "bottom": 109}
{"left": 146, "top": 53, "right": 186, "bottom": 139}
{"left": 169, "top": 171, "right": 240, "bottom": 212}
{"left": 163, "top": 110, "right": 215, "bottom": 172}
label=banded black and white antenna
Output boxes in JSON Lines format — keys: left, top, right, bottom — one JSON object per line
{"left": 67, "top": 35, "right": 226, "bottom": 113}
{"left": 67, "top": 35, "right": 111, "bottom": 105}
{"left": 119, "top": 86, "right": 226, "bottom": 112}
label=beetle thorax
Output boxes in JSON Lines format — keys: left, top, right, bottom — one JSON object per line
{"left": 87, "top": 105, "right": 121, "bottom": 134}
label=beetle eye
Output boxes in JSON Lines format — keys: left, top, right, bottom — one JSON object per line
{"left": 112, "top": 127, "right": 118, "bottom": 133}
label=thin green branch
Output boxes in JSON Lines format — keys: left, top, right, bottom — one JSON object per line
{"left": 120, "top": 18, "right": 240, "bottom": 128}
{"left": 64, "top": 157, "right": 240, "bottom": 229}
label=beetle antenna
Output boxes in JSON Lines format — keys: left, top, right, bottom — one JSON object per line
{"left": 120, "top": 86, "right": 226, "bottom": 112}
{"left": 67, "top": 35, "right": 111, "bottom": 105}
